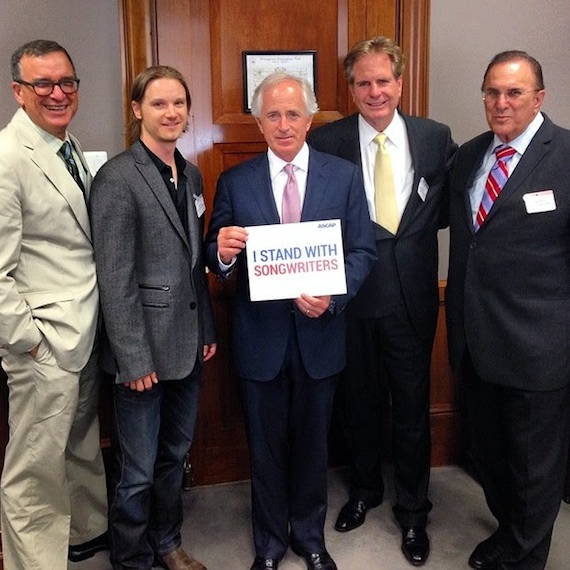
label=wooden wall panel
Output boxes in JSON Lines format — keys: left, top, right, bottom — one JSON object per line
{"left": 398, "top": 0, "right": 431, "bottom": 116}
{"left": 119, "top": 0, "right": 157, "bottom": 146}
{"left": 211, "top": 0, "right": 340, "bottom": 123}
{"left": 430, "top": 283, "right": 461, "bottom": 465}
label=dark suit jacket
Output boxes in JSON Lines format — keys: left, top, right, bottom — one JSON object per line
{"left": 205, "top": 148, "right": 376, "bottom": 381}
{"left": 89, "top": 141, "right": 215, "bottom": 383}
{"left": 308, "top": 113, "right": 457, "bottom": 340}
{"left": 446, "top": 114, "right": 570, "bottom": 391}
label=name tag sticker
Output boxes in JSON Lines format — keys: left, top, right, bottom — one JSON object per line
{"left": 194, "top": 193, "right": 206, "bottom": 218}
{"left": 417, "top": 177, "right": 429, "bottom": 202}
{"left": 522, "top": 190, "right": 556, "bottom": 214}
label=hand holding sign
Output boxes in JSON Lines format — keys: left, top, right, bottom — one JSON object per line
{"left": 218, "top": 225, "right": 248, "bottom": 264}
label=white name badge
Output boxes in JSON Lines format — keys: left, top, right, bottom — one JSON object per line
{"left": 522, "top": 190, "right": 556, "bottom": 214}
{"left": 194, "top": 193, "right": 206, "bottom": 218}
{"left": 417, "top": 177, "right": 429, "bottom": 202}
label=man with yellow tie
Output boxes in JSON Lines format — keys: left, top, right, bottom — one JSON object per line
{"left": 308, "top": 36, "right": 457, "bottom": 566}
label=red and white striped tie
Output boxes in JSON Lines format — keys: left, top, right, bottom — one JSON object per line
{"left": 474, "top": 145, "right": 516, "bottom": 231}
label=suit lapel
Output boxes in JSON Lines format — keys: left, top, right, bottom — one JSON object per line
{"left": 248, "top": 156, "right": 281, "bottom": 224}
{"left": 69, "top": 133, "right": 93, "bottom": 199}
{"left": 131, "top": 141, "right": 190, "bottom": 248}
{"left": 185, "top": 167, "right": 201, "bottom": 267}
{"left": 491, "top": 117, "right": 552, "bottom": 213}
{"left": 13, "top": 111, "right": 92, "bottom": 240}
{"left": 339, "top": 115, "right": 363, "bottom": 167}
{"left": 397, "top": 114, "right": 427, "bottom": 233}
{"left": 302, "top": 150, "right": 329, "bottom": 219}
{"left": 463, "top": 134, "right": 493, "bottom": 233}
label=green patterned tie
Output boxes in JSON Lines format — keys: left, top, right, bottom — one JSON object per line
{"left": 58, "top": 141, "right": 85, "bottom": 193}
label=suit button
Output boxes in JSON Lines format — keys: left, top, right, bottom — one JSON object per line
{"left": 469, "top": 241, "right": 477, "bottom": 249}
{"left": 190, "top": 302, "right": 197, "bottom": 310}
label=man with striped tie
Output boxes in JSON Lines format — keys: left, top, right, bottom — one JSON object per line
{"left": 0, "top": 39, "right": 108, "bottom": 568}
{"left": 446, "top": 51, "right": 570, "bottom": 570}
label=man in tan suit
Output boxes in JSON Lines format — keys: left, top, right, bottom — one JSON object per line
{"left": 0, "top": 40, "right": 107, "bottom": 568}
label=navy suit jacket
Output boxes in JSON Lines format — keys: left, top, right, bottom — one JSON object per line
{"left": 308, "top": 113, "right": 457, "bottom": 340}
{"left": 205, "top": 148, "right": 376, "bottom": 381}
{"left": 446, "top": 114, "right": 570, "bottom": 391}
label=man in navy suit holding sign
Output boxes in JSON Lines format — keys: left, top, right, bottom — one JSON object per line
{"left": 205, "top": 73, "right": 375, "bottom": 570}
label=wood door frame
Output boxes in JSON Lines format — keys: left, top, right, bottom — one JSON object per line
{"left": 119, "top": 0, "right": 431, "bottom": 146}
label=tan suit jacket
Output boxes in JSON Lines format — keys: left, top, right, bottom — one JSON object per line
{"left": 0, "top": 108, "right": 98, "bottom": 370}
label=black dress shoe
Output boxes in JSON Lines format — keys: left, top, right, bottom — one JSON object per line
{"left": 250, "top": 556, "right": 279, "bottom": 569}
{"left": 468, "top": 533, "right": 505, "bottom": 570}
{"left": 401, "top": 527, "right": 430, "bottom": 566}
{"left": 68, "top": 531, "right": 109, "bottom": 562}
{"left": 291, "top": 543, "right": 337, "bottom": 570}
{"left": 335, "top": 497, "right": 379, "bottom": 532}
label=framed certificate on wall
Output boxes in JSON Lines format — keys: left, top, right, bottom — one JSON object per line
{"left": 242, "top": 50, "right": 317, "bottom": 113}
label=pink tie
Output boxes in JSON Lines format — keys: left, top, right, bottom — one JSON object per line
{"left": 474, "top": 145, "right": 516, "bottom": 231}
{"left": 282, "top": 163, "right": 301, "bottom": 223}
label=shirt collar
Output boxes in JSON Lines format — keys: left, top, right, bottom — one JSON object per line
{"left": 140, "top": 139, "right": 186, "bottom": 176}
{"left": 267, "top": 142, "right": 310, "bottom": 181}
{"left": 490, "top": 111, "right": 544, "bottom": 156}
{"left": 358, "top": 110, "right": 406, "bottom": 149}
{"left": 21, "top": 110, "right": 71, "bottom": 155}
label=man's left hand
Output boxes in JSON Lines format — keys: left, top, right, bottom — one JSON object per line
{"left": 295, "top": 293, "right": 331, "bottom": 318}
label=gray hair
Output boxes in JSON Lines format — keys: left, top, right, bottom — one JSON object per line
{"left": 250, "top": 72, "right": 319, "bottom": 117}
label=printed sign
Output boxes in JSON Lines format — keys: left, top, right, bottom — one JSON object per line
{"left": 245, "top": 219, "right": 346, "bottom": 301}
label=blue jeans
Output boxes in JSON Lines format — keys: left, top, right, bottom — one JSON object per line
{"left": 108, "top": 371, "right": 201, "bottom": 570}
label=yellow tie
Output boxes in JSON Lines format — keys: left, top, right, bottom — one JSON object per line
{"left": 374, "top": 132, "right": 399, "bottom": 234}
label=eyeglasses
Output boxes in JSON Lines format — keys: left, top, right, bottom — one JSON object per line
{"left": 16, "top": 78, "right": 80, "bottom": 96}
{"left": 482, "top": 88, "right": 539, "bottom": 102}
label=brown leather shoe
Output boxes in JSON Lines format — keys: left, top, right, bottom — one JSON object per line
{"left": 157, "top": 547, "right": 207, "bottom": 570}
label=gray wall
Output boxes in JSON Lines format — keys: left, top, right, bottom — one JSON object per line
{"left": 430, "top": 0, "right": 570, "bottom": 278}
{"left": 0, "top": 0, "right": 124, "bottom": 157}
